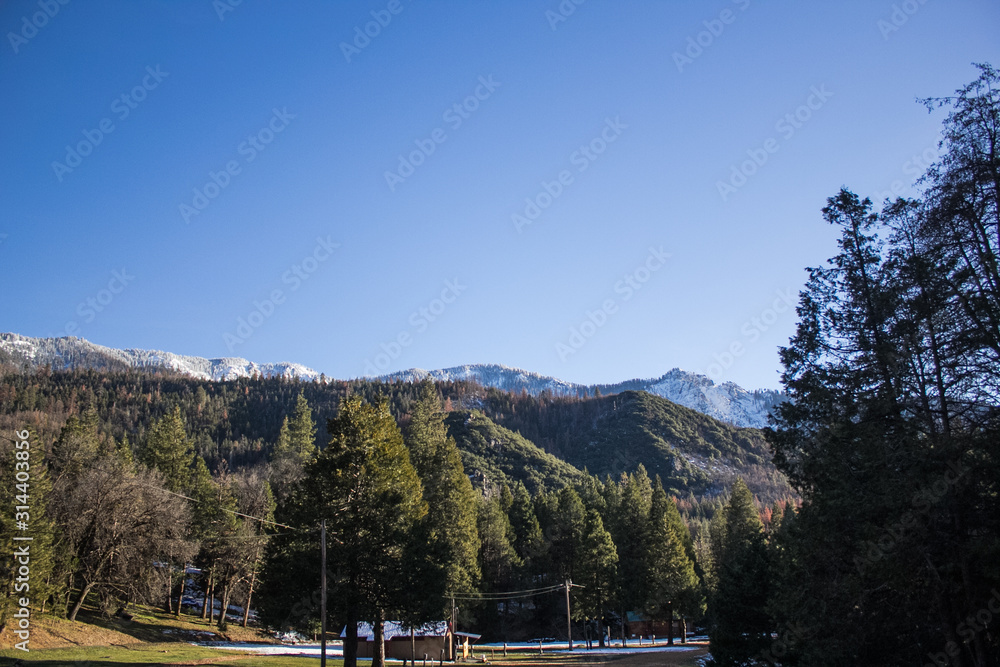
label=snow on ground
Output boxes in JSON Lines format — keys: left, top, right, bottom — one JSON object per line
{"left": 196, "top": 638, "right": 704, "bottom": 658}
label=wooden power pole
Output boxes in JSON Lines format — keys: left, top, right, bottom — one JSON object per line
{"left": 321, "top": 519, "right": 327, "bottom": 667}
{"left": 565, "top": 580, "right": 573, "bottom": 651}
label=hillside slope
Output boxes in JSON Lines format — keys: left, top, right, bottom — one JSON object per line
{"left": 444, "top": 410, "right": 585, "bottom": 494}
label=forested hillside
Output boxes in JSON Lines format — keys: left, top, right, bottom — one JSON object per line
{"left": 0, "top": 366, "right": 791, "bottom": 504}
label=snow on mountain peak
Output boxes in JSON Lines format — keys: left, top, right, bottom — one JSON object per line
{"left": 0, "top": 333, "right": 320, "bottom": 382}
{"left": 0, "top": 333, "right": 783, "bottom": 428}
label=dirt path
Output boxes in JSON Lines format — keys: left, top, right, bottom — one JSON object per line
{"left": 484, "top": 644, "right": 709, "bottom": 667}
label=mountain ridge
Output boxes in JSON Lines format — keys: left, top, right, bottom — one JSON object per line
{"left": 0, "top": 333, "right": 783, "bottom": 428}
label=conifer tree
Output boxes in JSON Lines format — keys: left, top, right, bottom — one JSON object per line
{"left": 572, "top": 509, "right": 618, "bottom": 647}
{"left": 644, "top": 480, "right": 702, "bottom": 645}
{"left": 271, "top": 396, "right": 425, "bottom": 667}
{"left": 607, "top": 466, "right": 653, "bottom": 645}
{"left": 143, "top": 406, "right": 195, "bottom": 493}
{"left": 507, "top": 482, "right": 545, "bottom": 572}
{"left": 405, "top": 381, "right": 480, "bottom": 608}
{"left": 0, "top": 428, "right": 58, "bottom": 629}
{"left": 708, "top": 479, "right": 770, "bottom": 665}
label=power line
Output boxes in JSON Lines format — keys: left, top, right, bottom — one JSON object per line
{"left": 447, "top": 582, "right": 583, "bottom": 601}
{"left": 141, "top": 482, "right": 295, "bottom": 530}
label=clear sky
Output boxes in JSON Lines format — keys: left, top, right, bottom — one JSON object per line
{"left": 2, "top": 1, "right": 998, "bottom": 390}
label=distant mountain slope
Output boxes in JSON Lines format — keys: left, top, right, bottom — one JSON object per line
{"left": 386, "top": 365, "right": 784, "bottom": 428}
{"left": 0, "top": 333, "right": 318, "bottom": 382}
{"left": 383, "top": 364, "right": 581, "bottom": 396}
{"left": 0, "top": 333, "right": 783, "bottom": 428}
{"left": 444, "top": 410, "right": 585, "bottom": 494}
{"left": 478, "top": 389, "right": 791, "bottom": 503}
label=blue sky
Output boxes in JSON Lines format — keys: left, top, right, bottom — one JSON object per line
{"left": 2, "top": 1, "right": 998, "bottom": 390}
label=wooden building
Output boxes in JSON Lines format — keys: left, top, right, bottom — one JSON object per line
{"left": 345, "top": 621, "right": 454, "bottom": 661}
{"left": 624, "top": 612, "right": 684, "bottom": 640}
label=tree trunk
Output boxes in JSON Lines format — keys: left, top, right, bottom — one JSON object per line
{"left": 344, "top": 604, "right": 358, "bottom": 667}
{"left": 621, "top": 608, "right": 627, "bottom": 648}
{"left": 176, "top": 563, "right": 187, "bottom": 618}
{"left": 598, "top": 613, "right": 605, "bottom": 648}
{"left": 242, "top": 568, "right": 256, "bottom": 627}
{"left": 201, "top": 570, "right": 213, "bottom": 620}
{"left": 165, "top": 568, "right": 174, "bottom": 613}
{"left": 680, "top": 617, "right": 687, "bottom": 644}
{"left": 208, "top": 576, "right": 216, "bottom": 623}
{"left": 667, "top": 601, "right": 674, "bottom": 646}
{"left": 68, "top": 580, "right": 95, "bottom": 621}
{"left": 217, "top": 582, "right": 230, "bottom": 630}
{"left": 372, "top": 610, "right": 386, "bottom": 667}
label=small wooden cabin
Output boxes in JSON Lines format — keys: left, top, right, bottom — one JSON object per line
{"left": 624, "top": 612, "right": 683, "bottom": 640}
{"left": 344, "top": 621, "right": 452, "bottom": 661}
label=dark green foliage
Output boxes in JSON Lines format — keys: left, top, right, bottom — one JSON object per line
{"left": 262, "top": 396, "right": 426, "bottom": 667}
{"left": 645, "top": 480, "right": 703, "bottom": 625}
{"left": 708, "top": 479, "right": 770, "bottom": 666}
{"left": 0, "top": 428, "right": 59, "bottom": 628}
{"left": 479, "top": 390, "right": 791, "bottom": 503}
{"left": 765, "top": 63, "right": 1000, "bottom": 667}
{"left": 444, "top": 410, "right": 585, "bottom": 493}
{"left": 572, "top": 509, "right": 618, "bottom": 630}
{"left": 404, "top": 382, "right": 480, "bottom": 616}
{"left": 142, "top": 406, "right": 196, "bottom": 493}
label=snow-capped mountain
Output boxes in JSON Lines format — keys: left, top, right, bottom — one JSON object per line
{"left": 382, "top": 365, "right": 784, "bottom": 429}
{"left": 0, "top": 333, "right": 319, "bottom": 382}
{"left": 380, "top": 364, "right": 582, "bottom": 396}
{"left": 642, "top": 369, "right": 784, "bottom": 429}
{"left": 0, "top": 333, "right": 783, "bottom": 428}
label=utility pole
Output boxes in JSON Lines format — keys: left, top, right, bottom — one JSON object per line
{"left": 565, "top": 580, "right": 573, "bottom": 651}
{"left": 450, "top": 596, "right": 457, "bottom": 661}
{"left": 321, "top": 519, "right": 327, "bottom": 667}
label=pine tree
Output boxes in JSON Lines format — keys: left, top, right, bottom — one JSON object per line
{"left": 644, "top": 480, "right": 702, "bottom": 645}
{"left": 270, "top": 392, "right": 318, "bottom": 500}
{"left": 274, "top": 396, "right": 426, "bottom": 667}
{"left": 572, "top": 509, "right": 618, "bottom": 647}
{"left": 286, "top": 392, "right": 317, "bottom": 464}
{"left": 51, "top": 411, "right": 101, "bottom": 481}
{"left": 0, "top": 428, "right": 58, "bottom": 629}
{"left": 607, "top": 466, "right": 653, "bottom": 645}
{"left": 405, "top": 381, "right": 480, "bottom": 611}
{"left": 708, "top": 479, "right": 770, "bottom": 666}
{"left": 507, "top": 482, "right": 545, "bottom": 572}
{"left": 765, "top": 68, "right": 1000, "bottom": 662}
{"left": 143, "top": 406, "right": 195, "bottom": 493}
{"left": 549, "top": 487, "right": 586, "bottom": 580}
